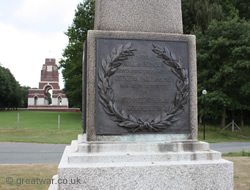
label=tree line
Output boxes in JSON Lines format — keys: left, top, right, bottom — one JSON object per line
{"left": 182, "top": 0, "right": 250, "bottom": 127}
{"left": 59, "top": 0, "right": 249, "bottom": 127}
{"left": 2, "top": 0, "right": 248, "bottom": 127}
{"left": 0, "top": 65, "right": 29, "bottom": 110}
{"left": 59, "top": 0, "right": 250, "bottom": 127}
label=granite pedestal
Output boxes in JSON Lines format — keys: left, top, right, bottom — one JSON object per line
{"left": 49, "top": 0, "right": 233, "bottom": 189}
{"left": 54, "top": 134, "right": 233, "bottom": 190}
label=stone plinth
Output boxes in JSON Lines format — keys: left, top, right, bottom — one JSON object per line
{"left": 55, "top": 134, "right": 233, "bottom": 190}
{"left": 52, "top": 30, "right": 233, "bottom": 190}
{"left": 85, "top": 30, "right": 197, "bottom": 142}
{"left": 50, "top": 0, "right": 234, "bottom": 189}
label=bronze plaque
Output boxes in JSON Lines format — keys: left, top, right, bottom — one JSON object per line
{"left": 96, "top": 38, "right": 190, "bottom": 135}
{"left": 82, "top": 41, "right": 87, "bottom": 133}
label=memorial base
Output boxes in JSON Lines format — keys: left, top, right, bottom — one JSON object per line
{"left": 50, "top": 134, "right": 233, "bottom": 190}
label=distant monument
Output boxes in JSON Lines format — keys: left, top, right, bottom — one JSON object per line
{"left": 50, "top": 0, "right": 233, "bottom": 189}
{"left": 27, "top": 58, "right": 70, "bottom": 111}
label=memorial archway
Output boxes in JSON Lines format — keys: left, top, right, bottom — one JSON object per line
{"left": 27, "top": 58, "right": 68, "bottom": 108}
{"left": 44, "top": 85, "right": 53, "bottom": 105}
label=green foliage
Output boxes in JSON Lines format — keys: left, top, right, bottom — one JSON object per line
{"left": 0, "top": 66, "right": 20, "bottom": 109}
{"left": 233, "top": 0, "right": 250, "bottom": 20}
{"left": 59, "top": 0, "right": 249, "bottom": 125}
{"left": 19, "top": 86, "right": 30, "bottom": 108}
{"left": 59, "top": 0, "right": 95, "bottom": 108}
{"left": 223, "top": 150, "right": 250, "bottom": 157}
{"left": 182, "top": 0, "right": 240, "bottom": 34}
{"left": 196, "top": 18, "right": 250, "bottom": 122}
{"left": 182, "top": 0, "right": 250, "bottom": 125}
{"left": 0, "top": 66, "right": 30, "bottom": 109}
{"left": 182, "top": 0, "right": 224, "bottom": 33}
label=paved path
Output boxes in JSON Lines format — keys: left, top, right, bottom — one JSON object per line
{"left": 0, "top": 142, "right": 250, "bottom": 164}
{"left": 210, "top": 142, "right": 250, "bottom": 153}
{"left": 0, "top": 142, "right": 66, "bottom": 164}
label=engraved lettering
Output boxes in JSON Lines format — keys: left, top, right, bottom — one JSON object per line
{"left": 96, "top": 39, "right": 190, "bottom": 135}
{"left": 120, "top": 97, "right": 168, "bottom": 104}
{"left": 114, "top": 76, "right": 138, "bottom": 81}
{"left": 128, "top": 105, "right": 162, "bottom": 111}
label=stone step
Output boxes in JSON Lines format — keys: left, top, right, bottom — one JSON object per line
{"left": 77, "top": 141, "right": 210, "bottom": 153}
{"left": 68, "top": 150, "right": 221, "bottom": 164}
{"left": 58, "top": 159, "right": 233, "bottom": 190}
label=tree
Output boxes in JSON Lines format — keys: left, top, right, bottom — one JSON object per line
{"left": 59, "top": 0, "right": 95, "bottom": 108}
{"left": 182, "top": 0, "right": 239, "bottom": 34}
{"left": 182, "top": 0, "right": 249, "bottom": 126}
{"left": 19, "top": 86, "right": 30, "bottom": 108}
{"left": 59, "top": 0, "right": 250, "bottom": 126}
{"left": 0, "top": 66, "right": 22, "bottom": 109}
{"left": 196, "top": 18, "right": 250, "bottom": 127}
{"left": 182, "top": 0, "right": 224, "bottom": 33}
{"left": 233, "top": 0, "right": 250, "bottom": 20}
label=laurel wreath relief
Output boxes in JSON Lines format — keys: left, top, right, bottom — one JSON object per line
{"left": 97, "top": 42, "right": 189, "bottom": 133}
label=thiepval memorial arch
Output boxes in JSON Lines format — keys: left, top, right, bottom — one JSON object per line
{"left": 28, "top": 58, "right": 69, "bottom": 110}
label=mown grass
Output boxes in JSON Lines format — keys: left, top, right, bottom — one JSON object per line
{"left": 0, "top": 111, "right": 82, "bottom": 144}
{"left": 1, "top": 111, "right": 250, "bottom": 144}
{"left": 0, "top": 111, "right": 81, "bottom": 130}
{"left": 223, "top": 150, "right": 250, "bottom": 157}
{"left": 198, "top": 125, "right": 250, "bottom": 143}
{"left": 223, "top": 157, "right": 250, "bottom": 190}
{"left": 0, "top": 163, "right": 58, "bottom": 190}
{"left": 0, "top": 128, "right": 81, "bottom": 144}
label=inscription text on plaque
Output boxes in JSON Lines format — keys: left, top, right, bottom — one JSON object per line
{"left": 96, "top": 38, "right": 190, "bottom": 135}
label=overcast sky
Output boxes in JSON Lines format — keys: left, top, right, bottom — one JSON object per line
{"left": 0, "top": 0, "right": 82, "bottom": 88}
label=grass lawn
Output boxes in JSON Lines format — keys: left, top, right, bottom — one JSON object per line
{"left": 223, "top": 150, "right": 250, "bottom": 157}
{"left": 0, "top": 157, "right": 249, "bottom": 190}
{"left": 0, "top": 111, "right": 250, "bottom": 144}
{"left": 0, "top": 111, "right": 82, "bottom": 144}
{"left": 0, "top": 163, "right": 58, "bottom": 190}
{"left": 198, "top": 125, "right": 250, "bottom": 143}
{"left": 224, "top": 157, "right": 250, "bottom": 190}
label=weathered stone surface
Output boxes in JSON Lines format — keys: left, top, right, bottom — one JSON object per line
{"left": 59, "top": 161, "right": 233, "bottom": 190}
{"left": 95, "top": 0, "right": 183, "bottom": 34}
{"left": 68, "top": 140, "right": 221, "bottom": 164}
{"left": 76, "top": 135, "right": 210, "bottom": 153}
{"left": 86, "top": 30, "right": 197, "bottom": 141}
{"left": 57, "top": 135, "right": 233, "bottom": 190}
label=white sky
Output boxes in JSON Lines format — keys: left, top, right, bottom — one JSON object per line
{"left": 0, "top": 0, "right": 83, "bottom": 88}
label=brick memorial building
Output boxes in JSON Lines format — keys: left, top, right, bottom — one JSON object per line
{"left": 27, "top": 58, "right": 74, "bottom": 112}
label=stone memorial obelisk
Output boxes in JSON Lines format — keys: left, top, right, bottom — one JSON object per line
{"left": 53, "top": 0, "right": 233, "bottom": 189}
